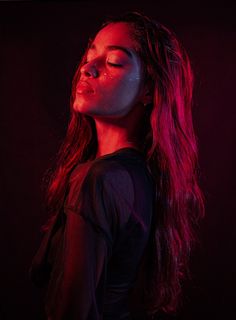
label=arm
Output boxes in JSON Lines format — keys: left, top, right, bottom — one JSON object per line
{"left": 46, "top": 163, "right": 134, "bottom": 320}
{"left": 48, "top": 210, "right": 108, "bottom": 319}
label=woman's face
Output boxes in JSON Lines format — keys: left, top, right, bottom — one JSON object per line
{"left": 73, "top": 22, "right": 146, "bottom": 118}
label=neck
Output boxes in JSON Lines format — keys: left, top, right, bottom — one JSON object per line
{"left": 94, "top": 116, "right": 142, "bottom": 158}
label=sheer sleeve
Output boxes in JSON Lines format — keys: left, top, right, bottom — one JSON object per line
{"left": 45, "top": 163, "right": 135, "bottom": 320}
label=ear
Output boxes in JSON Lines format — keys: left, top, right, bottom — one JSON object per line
{"left": 140, "top": 81, "right": 153, "bottom": 106}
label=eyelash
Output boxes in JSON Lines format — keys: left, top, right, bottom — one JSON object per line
{"left": 83, "top": 60, "right": 122, "bottom": 68}
{"left": 107, "top": 62, "right": 123, "bottom": 67}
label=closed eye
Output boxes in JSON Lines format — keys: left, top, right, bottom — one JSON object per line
{"left": 107, "top": 62, "right": 123, "bottom": 67}
{"left": 82, "top": 60, "right": 123, "bottom": 67}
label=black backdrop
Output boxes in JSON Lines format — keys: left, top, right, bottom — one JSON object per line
{"left": 0, "top": 1, "right": 235, "bottom": 319}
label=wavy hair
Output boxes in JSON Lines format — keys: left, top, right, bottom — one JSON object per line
{"left": 41, "top": 11, "right": 205, "bottom": 318}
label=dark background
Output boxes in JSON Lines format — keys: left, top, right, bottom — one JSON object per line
{"left": 0, "top": 1, "right": 235, "bottom": 319}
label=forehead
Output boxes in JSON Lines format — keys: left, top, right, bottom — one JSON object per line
{"left": 92, "top": 22, "right": 136, "bottom": 49}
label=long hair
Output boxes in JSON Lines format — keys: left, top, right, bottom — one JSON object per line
{"left": 41, "top": 11, "right": 205, "bottom": 318}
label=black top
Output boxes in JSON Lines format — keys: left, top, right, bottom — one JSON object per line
{"left": 29, "top": 147, "right": 156, "bottom": 320}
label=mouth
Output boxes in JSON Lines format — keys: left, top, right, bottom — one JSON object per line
{"left": 76, "top": 81, "right": 94, "bottom": 94}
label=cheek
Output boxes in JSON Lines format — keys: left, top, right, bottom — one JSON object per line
{"left": 101, "top": 71, "right": 142, "bottom": 104}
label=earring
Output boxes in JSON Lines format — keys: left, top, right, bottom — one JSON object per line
{"left": 144, "top": 102, "right": 152, "bottom": 107}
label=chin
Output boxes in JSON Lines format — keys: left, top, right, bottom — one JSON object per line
{"left": 73, "top": 101, "right": 88, "bottom": 113}
{"left": 73, "top": 101, "right": 97, "bottom": 116}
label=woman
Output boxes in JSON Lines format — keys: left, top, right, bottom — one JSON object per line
{"left": 29, "top": 11, "right": 205, "bottom": 320}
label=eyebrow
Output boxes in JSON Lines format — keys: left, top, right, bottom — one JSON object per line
{"left": 89, "top": 43, "right": 133, "bottom": 59}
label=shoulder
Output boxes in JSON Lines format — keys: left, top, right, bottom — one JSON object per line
{"left": 88, "top": 157, "right": 133, "bottom": 183}
{"left": 84, "top": 157, "right": 135, "bottom": 204}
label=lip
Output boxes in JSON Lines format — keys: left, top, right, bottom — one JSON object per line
{"left": 76, "top": 80, "right": 94, "bottom": 94}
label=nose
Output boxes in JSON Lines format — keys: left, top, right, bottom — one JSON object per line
{"left": 80, "top": 61, "right": 99, "bottom": 78}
